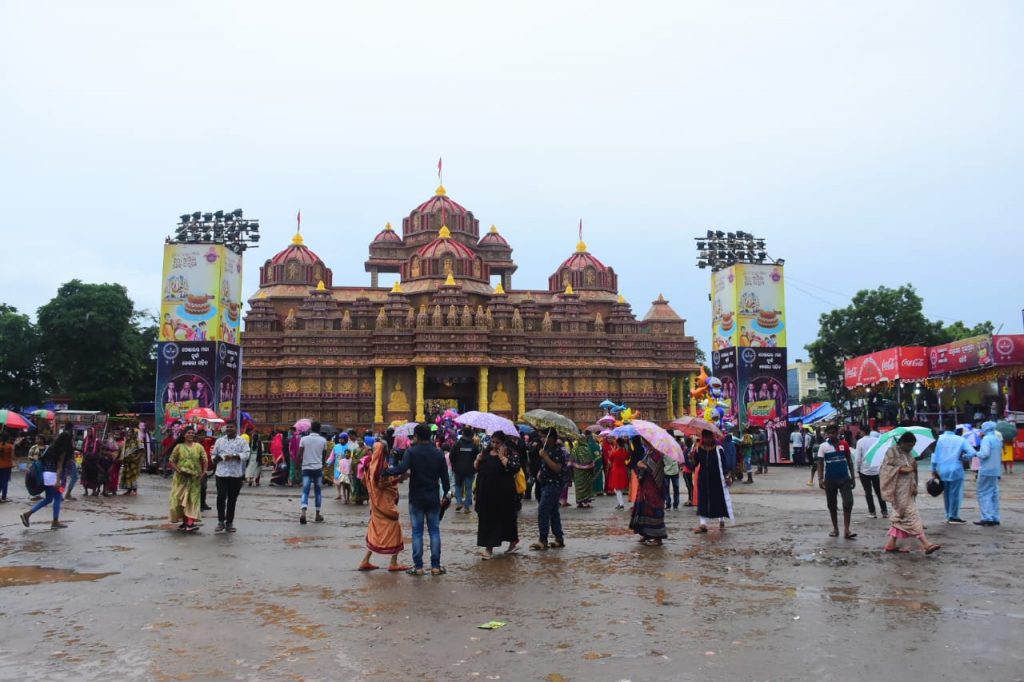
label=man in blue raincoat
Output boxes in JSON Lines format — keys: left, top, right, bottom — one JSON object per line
{"left": 974, "top": 421, "right": 1003, "bottom": 526}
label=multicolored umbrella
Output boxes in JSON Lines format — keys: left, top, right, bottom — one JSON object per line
{"left": 293, "top": 418, "right": 312, "bottom": 433}
{"left": 27, "top": 409, "right": 55, "bottom": 420}
{"left": 455, "top": 411, "right": 519, "bottom": 438}
{"left": 185, "top": 407, "right": 221, "bottom": 422}
{"left": 668, "top": 416, "right": 724, "bottom": 440}
{"left": 522, "top": 409, "right": 581, "bottom": 440}
{"left": 0, "top": 410, "right": 31, "bottom": 429}
{"left": 631, "top": 419, "right": 684, "bottom": 463}
{"left": 863, "top": 426, "right": 936, "bottom": 469}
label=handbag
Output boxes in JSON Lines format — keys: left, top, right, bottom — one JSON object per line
{"left": 514, "top": 468, "right": 527, "bottom": 495}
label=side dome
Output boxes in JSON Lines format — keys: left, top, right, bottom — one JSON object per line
{"left": 260, "top": 231, "right": 332, "bottom": 288}
{"left": 548, "top": 239, "right": 617, "bottom": 293}
{"left": 371, "top": 222, "right": 403, "bottom": 245}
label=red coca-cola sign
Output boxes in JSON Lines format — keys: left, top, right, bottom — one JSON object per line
{"left": 844, "top": 346, "right": 928, "bottom": 388}
{"left": 993, "top": 335, "right": 1024, "bottom": 366}
{"left": 928, "top": 335, "right": 993, "bottom": 376}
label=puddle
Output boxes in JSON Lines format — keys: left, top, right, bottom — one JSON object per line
{"left": 283, "top": 536, "right": 330, "bottom": 545}
{"left": 0, "top": 565, "right": 118, "bottom": 587}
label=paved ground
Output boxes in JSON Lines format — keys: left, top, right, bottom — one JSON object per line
{"left": 0, "top": 465, "right": 1021, "bottom": 682}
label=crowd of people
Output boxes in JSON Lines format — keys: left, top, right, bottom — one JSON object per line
{"left": 4, "top": 410, "right": 1014, "bottom": 572}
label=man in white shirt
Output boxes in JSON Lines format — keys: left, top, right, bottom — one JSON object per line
{"left": 853, "top": 430, "right": 887, "bottom": 519}
{"left": 790, "top": 423, "right": 806, "bottom": 465}
{"left": 299, "top": 421, "right": 328, "bottom": 525}
{"left": 211, "top": 422, "right": 250, "bottom": 533}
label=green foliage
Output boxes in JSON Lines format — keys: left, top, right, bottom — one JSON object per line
{"left": 35, "top": 280, "right": 155, "bottom": 414}
{"left": 805, "top": 284, "right": 993, "bottom": 403}
{"left": 0, "top": 304, "right": 44, "bottom": 407}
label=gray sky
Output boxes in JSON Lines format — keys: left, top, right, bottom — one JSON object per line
{"left": 2, "top": 1, "right": 1022, "bottom": 357}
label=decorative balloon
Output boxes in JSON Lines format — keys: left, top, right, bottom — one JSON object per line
{"left": 695, "top": 371, "right": 731, "bottom": 429}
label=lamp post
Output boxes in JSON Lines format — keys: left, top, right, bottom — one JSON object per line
{"left": 694, "top": 229, "right": 782, "bottom": 271}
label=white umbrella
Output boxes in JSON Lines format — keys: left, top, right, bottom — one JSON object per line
{"left": 863, "top": 426, "right": 935, "bottom": 469}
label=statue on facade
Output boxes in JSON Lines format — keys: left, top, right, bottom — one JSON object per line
{"left": 416, "top": 304, "right": 428, "bottom": 328}
{"left": 475, "top": 305, "right": 487, "bottom": 329}
{"left": 432, "top": 304, "right": 443, "bottom": 327}
{"left": 388, "top": 382, "right": 410, "bottom": 412}
{"left": 405, "top": 308, "right": 415, "bottom": 328}
{"left": 594, "top": 311, "right": 605, "bottom": 333}
{"left": 461, "top": 305, "right": 473, "bottom": 327}
{"left": 541, "top": 311, "right": 553, "bottom": 332}
{"left": 447, "top": 304, "right": 458, "bottom": 327}
{"left": 511, "top": 308, "right": 524, "bottom": 332}
{"left": 284, "top": 308, "right": 298, "bottom": 330}
{"left": 485, "top": 307, "right": 494, "bottom": 329}
{"left": 490, "top": 381, "right": 512, "bottom": 411}
{"left": 375, "top": 307, "right": 388, "bottom": 329}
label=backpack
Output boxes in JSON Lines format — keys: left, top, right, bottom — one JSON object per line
{"left": 25, "top": 458, "right": 45, "bottom": 497}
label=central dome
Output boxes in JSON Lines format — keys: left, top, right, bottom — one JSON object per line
{"left": 548, "top": 239, "right": 617, "bottom": 293}
{"left": 402, "top": 186, "right": 480, "bottom": 240}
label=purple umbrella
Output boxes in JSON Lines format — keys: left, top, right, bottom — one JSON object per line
{"left": 455, "top": 411, "right": 519, "bottom": 438}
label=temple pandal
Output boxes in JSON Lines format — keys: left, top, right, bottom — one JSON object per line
{"left": 241, "top": 184, "right": 700, "bottom": 428}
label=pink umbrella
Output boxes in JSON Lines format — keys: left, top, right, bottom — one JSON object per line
{"left": 668, "top": 416, "right": 724, "bottom": 440}
{"left": 455, "top": 411, "right": 519, "bottom": 438}
{"left": 294, "top": 418, "right": 312, "bottom": 433}
{"left": 597, "top": 415, "right": 616, "bottom": 427}
{"left": 630, "top": 419, "right": 684, "bottom": 463}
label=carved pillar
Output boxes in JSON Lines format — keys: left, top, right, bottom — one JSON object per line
{"left": 370, "top": 268, "right": 379, "bottom": 288}
{"left": 676, "top": 374, "right": 686, "bottom": 419}
{"left": 478, "top": 366, "right": 489, "bottom": 412}
{"left": 415, "top": 366, "right": 426, "bottom": 422}
{"left": 688, "top": 371, "right": 697, "bottom": 416}
{"left": 667, "top": 378, "right": 674, "bottom": 421}
{"left": 517, "top": 367, "right": 527, "bottom": 420}
{"left": 374, "top": 367, "right": 384, "bottom": 423}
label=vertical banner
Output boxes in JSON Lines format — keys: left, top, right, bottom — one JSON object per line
{"left": 159, "top": 244, "right": 243, "bottom": 343}
{"left": 735, "top": 263, "right": 786, "bottom": 348}
{"left": 711, "top": 348, "right": 740, "bottom": 426}
{"left": 215, "top": 342, "right": 241, "bottom": 421}
{"left": 711, "top": 266, "right": 739, "bottom": 351}
{"left": 737, "top": 347, "right": 790, "bottom": 463}
{"left": 155, "top": 341, "right": 218, "bottom": 435}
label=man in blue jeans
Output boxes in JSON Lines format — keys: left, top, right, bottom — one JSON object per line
{"left": 298, "top": 421, "right": 327, "bottom": 525}
{"left": 530, "top": 429, "right": 568, "bottom": 551}
{"left": 385, "top": 424, "right": 451, "bottom": 575}
{"left": 450, "top": 428, "right": 479, "bottom": 513}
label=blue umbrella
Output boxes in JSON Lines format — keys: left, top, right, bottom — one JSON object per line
{"left": 611, "top": 424, "right": 638, "bottom": 438}
{"left": 517, "top": 423, "right": 535, "bottom": 434}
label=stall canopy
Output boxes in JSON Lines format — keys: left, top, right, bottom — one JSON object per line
{"left": 788, "top": 402, "right": 837, "bottom": 424}
{"left": 844, "top": 346, "right": 928, "bottom": 389}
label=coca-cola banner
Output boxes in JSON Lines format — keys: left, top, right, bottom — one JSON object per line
{"left": 844, "top": 346, "right": 928, "bottom": 389}
{"left": 928, "top": 335, "right": 993, "bottom": 376}
{"left": 993, "top": 335, "right": 1024, "bottom": 366}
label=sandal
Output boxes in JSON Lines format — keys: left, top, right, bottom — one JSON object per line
{"left": 529, "top": 542, "right": 549, "bottom": 551}
{"left": 357, "top": 563, "right": 380, "bottom": 571}
{"left": 924, "top": 544, "right": 941, "bottom": 555}
{"left": 828, "top": 530, "right": 839, "bottom": 537}
{"left": 430, "top": 567, "right": 447, "bottom": 576}
{"left": 480, "top": 551, "right": 494, "bottom": 560}
{"left": 884, "top": 547, "right": 910, "bottom": 553}
{"left": 693, "top": 526, "right": 708, "bottom": 534}
{"left": 405, "top": 567, "right": 425, "bottom": 576}
{"left": 504, "top": 542, "right": 520, "bottom": 554}
{"left": 551, "top": 539, "right": 565, "bottom": 549}
{"left": 388, "top": 564, "right": 411, "bottom": 572}
{"left": 844, "top": 533, "right": 858, "bottom": 540}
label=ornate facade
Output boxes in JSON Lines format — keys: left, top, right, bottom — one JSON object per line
{"left": 241, "top": 185, "right": 700, "bottom": 428}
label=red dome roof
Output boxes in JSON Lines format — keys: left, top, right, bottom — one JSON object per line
{"left": 412, "top": 187, "right": 470, "bottom": 218}
{"left": 372, "top": 222, "right": 402, "bottom": 244}
{"left": 479, "top": 225, "right": 509, "bottom": 247}
{"left": 556, "top": 242, "right": 610, "bottom": 273}
{"left": 269, "top": 233, "right": 324, "bottom": 266}
{"left": 417, "top": 233, "right": 478, "bottom": 260}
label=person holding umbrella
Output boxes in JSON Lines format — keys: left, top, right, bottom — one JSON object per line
{"left": 880, "top": 431, "right": 941, "bottom": 554}
{"left": 529, "top": 428, "right": 569, "bottom": 551}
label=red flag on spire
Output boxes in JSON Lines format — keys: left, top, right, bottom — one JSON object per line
{"left": 579, "top": 218, "right": 583, "bottom": 242}
{"left": 437, "top": 157, "right": 443, "bottom": 182}
{"left": 297, "top": 210, "right": 302, "bottom": 231}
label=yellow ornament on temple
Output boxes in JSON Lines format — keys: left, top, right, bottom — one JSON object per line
{"left": 444, "top": 273, "right": 456, "bottom": 286}
{"left": 438, "top": 225, "right": 451, "bottom": 239}
{"left": 316, "top": 280, "right": 326, "bottom": 291}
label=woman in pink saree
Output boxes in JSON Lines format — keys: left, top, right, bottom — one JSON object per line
{"left": 358, "top": 441, "right": 409, "bottom": 572}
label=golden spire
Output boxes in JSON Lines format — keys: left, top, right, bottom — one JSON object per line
{"left": 489, "top": 224, "right": 498, "bottom": 233}
{"left": 390, "top": 281, "right": 402, "bottom": 293}
{"left": 384, "top": 222, "right": 393, "bottom": 231}
{"left": 576, "top": 240, "right": 587, "bottom": 253}
{"left": 435, "top": 185, "right": 447, "bottom": 196}
{"left": 617, "top": 294, "right": 626, "bottom": 304}
{"left": 444, "top": 273, "right": 456, "bottom": 286}
{"left": 316, "top": 280, "right": 325, "bottom": 291}
{"left": 257, "top": 290, "right": 268, "bottom": 299}
{"left": 494, "top": 281, "right": 505, "bottom": 295}
{"left": 565, "top": 283, "right": 574, "bottom": 295}
{"left": 438, "top": 225, "right": 451, "bottom": 239}
{"left": 292, "top": 231, "right": 304, "bottom": 246}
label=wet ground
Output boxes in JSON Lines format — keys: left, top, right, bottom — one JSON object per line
{"left": 1, "top": 467, "right": 1021, "bottom": 681}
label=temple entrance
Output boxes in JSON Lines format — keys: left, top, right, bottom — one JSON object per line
{"left": 424, "top": 367, "right": 477, "bottom": 417}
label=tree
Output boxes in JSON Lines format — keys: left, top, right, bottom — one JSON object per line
{"left": 939, "top": 320, "right": 995, "bottom": 342}
{"left": 0, "top": 304, "right": 43, "bottom": 407}
{"left": 806, "top": 285, "right": 949, "bottom": 403}
{"left": 36, "top": 280, "right": 155, "bottom": 414}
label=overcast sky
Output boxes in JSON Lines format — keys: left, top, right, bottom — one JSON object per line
{"left": 2, "top": 1, "right": 1021, "bottom": 357}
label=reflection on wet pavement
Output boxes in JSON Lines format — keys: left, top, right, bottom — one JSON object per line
{"left": 0, "top": 468, "right": 1020, "bottom": 680}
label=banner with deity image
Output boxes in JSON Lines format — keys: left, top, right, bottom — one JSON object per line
{"left": 158, "top": 244, "right": 244, "bottom": 344}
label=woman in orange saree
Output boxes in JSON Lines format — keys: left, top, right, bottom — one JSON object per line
{"left": 359, "top": 440, "right": 409, "bottom": 572}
